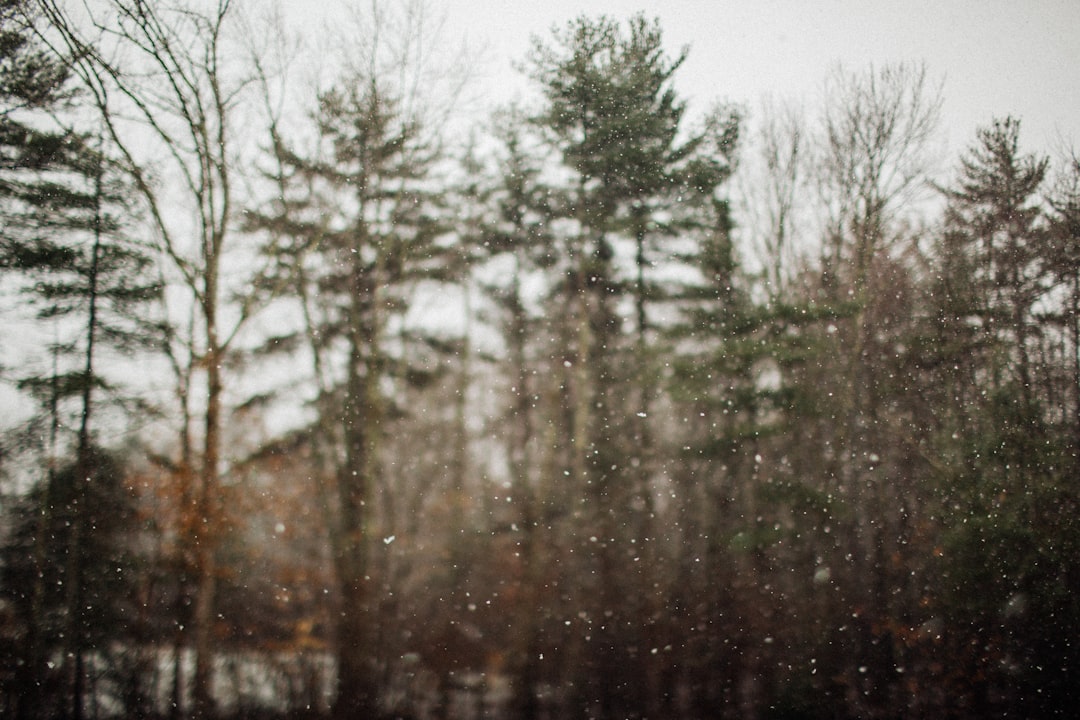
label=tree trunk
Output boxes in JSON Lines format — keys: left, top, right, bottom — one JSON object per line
{"left": 193, "top": 289, "right": 222, "bottom": 718}
{"left": 334, "top": 263, "right": 379, "bottom": 719}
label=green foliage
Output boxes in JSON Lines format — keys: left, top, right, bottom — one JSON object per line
{"left": 1, "top": 8, "right": 1080, "bottom": 719}
{"left": 532, "top": 16, "right": 684, "bottom": 199}
{"left": 1, "top": 446, "right": 144, "bottom": 719}
{"left": 936, "top": 386, "right": 1080, "bottom": 714}
{"left": 1, "top": 2, "right": 161, "bottom": 454}
{"left": 1, "top": 0, "right": 74, "bottom": 258}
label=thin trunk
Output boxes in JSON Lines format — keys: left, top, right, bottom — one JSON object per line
{"left": 64, "top": 470, "right": 86, "bottom": 720}
{"left": 193, "top": 254, "right": 221, "bottom": 719}
{"left": 633, "top": 211, "right": 663, "bottom": 718}
{"left": 78, "top": 149, "right": 103, "bottom": 457}
{"left": 571, "top": 268, "right": 592, "bottom": 487}
{"left": 170, "top": 360, "right": 194, "bottom": 720}
{"left": 65, "top": 153, "right": 104, "bottom": 720}
{"left": 453, "top": 281, "right": 472, "bottom": 495}
{"left": 334, "top": 252, "right": 379, "bottom": 719}
{"left": 508, "top": 252, "right": 543, "bottom": 720}
{"left": 1073, "top": 274, "right": 1080, "bottom": 452}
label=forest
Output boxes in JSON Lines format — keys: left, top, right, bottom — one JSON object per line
{"left": 2, "top": 1, "right": 1079, "bottom": 719}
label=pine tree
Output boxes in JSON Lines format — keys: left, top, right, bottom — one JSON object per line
{"left": 1, "top": 138, "right": 159, "bottom": 720}
{"left": 1, "top": 448, "right": 142, "bottom": 720}
{"left": 7, "top": 137, "right": 161, "bottom": 450}
{"left": 1047, "top": 152, "right": 1080, "bottom": 453}
{"left": 940, "top": 117, "right": 1049, "bottom": 407}
{"left": 250, "top": 72, "right": 462, "bottom": 719}
{"left": 926, "top": 118, "right": 1080, "bottom": 716}
{"left": 527, "top": 15, "right": 740, "bottom": 717}
{"left": 0, "top": 0, "right": 70, "bottom": 247}
{"left": 1, "top": 5, "right": 158, "bottom": 717}
{"left": 462, "top": 107, "right": 557, "bottom": 720}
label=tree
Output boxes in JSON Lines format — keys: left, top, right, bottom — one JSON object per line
{"left": 922, "top": 118, "right": 1080, "bottom": 717}
{"left": 3, "top": 142, "right": 160, "bottom": 720}
{"left": 464, "top": 107, "right": 556, "bottom": 720}
{"left": 1047, "top": 150, "right": 1080, "bottom": 452}
{"left": 7, "top": 140, "right": 160, "bottom": 441}
{"left": 35, "top": 1, "right": 274, "bottom": 714}
{"left": 798, "top": 63, "right": 942, "bottom": 717}
{"left": 1, "top": 448, "right": 142, "bottom": 720}
{"left": 817, "top": 63, "right": 941, "bottom": 296}
{"left": 940, "top": 117, "right": 1050, "bottom": 407}
{"left": 737, "top": 98, "right": 807, "bottom": 300}
{"left": 1, "top": 0, "right": 73, "bottom": 264}
{"left": 1, "top": 5, "right": 159, "bottom": 717}
{"left": 250, "top": 67, "right": 462, "bottom": 717}
{"left": 527, "top": 15, "right": 740, "bottom": 718}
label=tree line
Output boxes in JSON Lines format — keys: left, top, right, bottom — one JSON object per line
{"left": 1, "top": 2, "right": 1079, "bottom": 719}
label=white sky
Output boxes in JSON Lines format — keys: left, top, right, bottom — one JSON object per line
{"left": 6, "top": 0, "right": 1076, "bottom": 444}
{"left": 428, "top": 0, "right": 1080, "bottom": 156}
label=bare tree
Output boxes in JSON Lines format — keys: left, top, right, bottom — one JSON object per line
{"left": 33, "top": 1, "right": 269, "bottom": 715}
{"left": 817, "top": 62, "right": 942, "bottom": 296}
{"left": 737, "top": 97, "right": 807, "bottom": 300}
{"left": 809, "top": 62, "right": 943, "bottom": 719}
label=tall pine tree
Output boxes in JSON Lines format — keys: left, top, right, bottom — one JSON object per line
{"left": 1, "top": 3, "right": 158, "bottom": 718}
{"left": 251, "top": 72, "right": 463, "bottom": 719}
{"left": 528, "top": 15, "right": 740, "bottom": 718}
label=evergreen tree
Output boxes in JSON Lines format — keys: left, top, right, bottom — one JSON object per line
{"left": 527, "top": 15, "right": 740, "bottom": 718}
{"left": 0, "top": 0, "right": 70, "bottom": 254}
{"left": 1, "top": 5, "right": 157, "bottom": 717}
{"left": 926, "top": 118, "right": 1080, "bottom": 717}
{"left": 1047, "top": 152, "right": 1080, "bottom": 453}
{"left": 939, "top": 117, "right": 1050, "bottom": 407}
{"left": 1, "top": 448, "right": 142, "bottom": 720}
{"left": 6, "top": 137, "right": 160, "bottom": 453}
{"left": 0, "top": 136, "right": 159, "bottom": 719}
{"left": 250, "top": 72, "right": 462, "bottom": 719}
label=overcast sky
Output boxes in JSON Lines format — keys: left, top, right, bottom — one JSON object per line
{"left": 425, "top": 0, "right": 1079, "bottom": 156}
